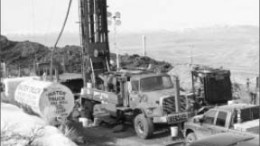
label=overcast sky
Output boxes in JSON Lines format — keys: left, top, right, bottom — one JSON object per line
{"left": 1, "top": 0, "right": 259, "bottom": 35}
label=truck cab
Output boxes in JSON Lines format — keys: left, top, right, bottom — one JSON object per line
{"left": 184, "top": 103, "right": 259, "bottom": 144}
{"left": 128, "top": 72, "right": 181, "bottom": 114}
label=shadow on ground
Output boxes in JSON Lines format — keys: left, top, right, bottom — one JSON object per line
{"left": 70, "top": 121, "right": 176, "bottom": 146}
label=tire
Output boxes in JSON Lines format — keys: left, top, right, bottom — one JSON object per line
{"left": 134, "top": 114, "right": 154, "bottom": 139}
{"left": 185, "top": 132, "right": 197, "bottom": 146}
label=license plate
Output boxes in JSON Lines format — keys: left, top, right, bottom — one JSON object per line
{"left": 167, "top": 112, "right": 188, "bottom": 124}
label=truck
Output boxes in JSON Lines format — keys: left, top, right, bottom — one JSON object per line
{"left": 81, "top": 70, "right": 193, "bottom": 139}
{"left": 183, "top": 103, "right": 259, "bottom": 145}
{"left": 190, "top": 66, "right": 232, "bottom": 108}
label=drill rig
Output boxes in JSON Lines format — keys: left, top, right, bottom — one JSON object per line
{"left": 78, "top": 0, "right": 192, "bottom": 139}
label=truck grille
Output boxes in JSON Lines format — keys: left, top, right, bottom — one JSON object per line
{"left": 162, "top": 96, "right": 187, "bottom": 114}
{"left": 162, "top": 97, "right": 176, "bottom": 114}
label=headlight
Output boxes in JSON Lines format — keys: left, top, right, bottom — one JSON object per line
{"left": 145, "top": 107, "right": 158, "bottom": 115}
{"left": 146, "top": 108, "right": 154, "bottom": 115}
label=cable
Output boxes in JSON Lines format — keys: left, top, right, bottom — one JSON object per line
{"left": 50, "top": 0, "right": 73, "bottom": 80}
{"left": 54, "top": 0, "right": 73, "bottom": 48}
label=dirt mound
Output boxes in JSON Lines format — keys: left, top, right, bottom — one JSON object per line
{"left": 168, "top": 65, "right": 193, "bottom": 91}
{"left": 111, "top": 54, "right": 172, "bottom": 73}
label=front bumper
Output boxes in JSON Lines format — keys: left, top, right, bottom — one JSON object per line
{"left": 153, "top": 111, "right": 194, "bottom": 124}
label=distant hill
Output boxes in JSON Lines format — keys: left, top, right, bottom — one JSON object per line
{"left": 5, "top": 25, "right": 259, "bottom": 72}
{"left": 2, "top": 25, "right": 258, "bottom": 83}
{"left": 117, "top": 26, "right": 259, "bottom": 71}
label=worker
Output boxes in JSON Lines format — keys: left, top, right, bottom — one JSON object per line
{"left": 246, "top": 78, "right": 250, "bottom": 91}
{"left": 250, "top": 92, "right": 257, "bottom": 105}
{"left": 246, "top": 78, "right": 256, "bottom": 104}
{"left": 194, "top": 76, "right": 204, "bottom": 99}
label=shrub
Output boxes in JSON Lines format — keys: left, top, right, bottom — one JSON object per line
{"left": 1, "top": 122, "right": 44, "bottom": 146}
{"left": 42, "top": 106, "right": 59, "bottom": 126}
{"left": 58, "top": 121, "right": 85, "bottom": 144}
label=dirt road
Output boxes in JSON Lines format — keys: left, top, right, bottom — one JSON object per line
{"left": 1, "top": 102, "right": 184, "bottom": 146}
{"left": 75, "top": 123, "right": 185, "bottom": 146}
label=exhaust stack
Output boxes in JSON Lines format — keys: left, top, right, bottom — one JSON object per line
{"left": 173, "top": 76, "right": 180, "bottom": 113}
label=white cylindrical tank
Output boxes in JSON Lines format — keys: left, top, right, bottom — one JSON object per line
{"left": 15, "top": 80, "right": 75, "bottom": 119}
{"left": 2, "top": 76, "right": 40, "bottom": 101}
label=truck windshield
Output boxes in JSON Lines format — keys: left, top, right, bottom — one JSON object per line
{"left": 140, "top": 75, "right": 173, "bottom": 92}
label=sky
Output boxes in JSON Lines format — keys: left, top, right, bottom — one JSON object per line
{"left": 1, "top": 0, "right": 259, "bottom": 35}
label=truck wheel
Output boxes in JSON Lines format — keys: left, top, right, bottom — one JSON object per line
{"left": 134, "top": 114, "right": 154, "bottom": 139}
{"left": 185, "top": 132, "right": 197, "bottom": 145}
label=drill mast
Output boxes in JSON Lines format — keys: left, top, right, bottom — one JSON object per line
{"left": 78, "top": 0, "right": 110, "bottom": 87}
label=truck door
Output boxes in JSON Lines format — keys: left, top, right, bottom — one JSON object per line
{"left": 129, "top": 80, "right": 140, "bottom": 108}
{"left": 197, "top": 109, "right": 218, "bottom": 139}
{"left": 209, "top": 111, "right": 230, "bottom": 135}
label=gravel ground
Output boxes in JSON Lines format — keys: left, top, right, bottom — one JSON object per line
{"left": 70, "top": 121, "right": 185, "bottom": 146}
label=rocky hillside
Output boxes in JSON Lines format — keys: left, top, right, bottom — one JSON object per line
{"left": 1, "top": 35, "right": 50, "bottom": 70}
{"left": 0, "top": 35, "right": 172, "bottom": 76}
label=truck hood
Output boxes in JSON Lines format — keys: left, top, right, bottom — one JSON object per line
{"left": 142, "top": 89, "right": 175, "bottom": 99}
{"left": 185, "top": 114, "right": 203, "bottom": 124}
{"left": 234, "top": 119, "right": 259, "bottom": 135}
{"left": 141, "top": 88, "right": 176, "bottom": 103}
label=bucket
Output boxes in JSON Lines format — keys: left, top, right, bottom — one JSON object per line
{"left": 170, "top": 126, "right": 178, "bottom": 137}
{"left": 79, "top": 117, "right": 88, "bottom": 127}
